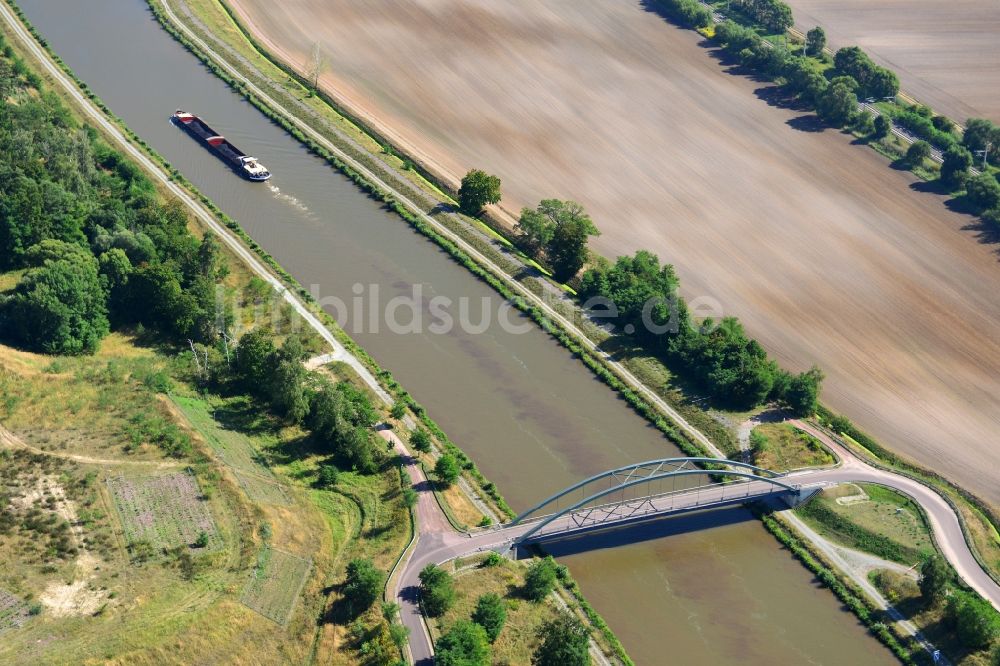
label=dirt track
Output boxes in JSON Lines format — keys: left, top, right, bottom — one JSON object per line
{"left": 229, "top": 0, "right": 1000, "bottom": 506}
{"left": 786, "top": 0, "right": 1000, "bottom": 123}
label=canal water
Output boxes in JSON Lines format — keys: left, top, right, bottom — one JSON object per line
{"left": 15, "top": 1, "right": 896, "bottom": 663}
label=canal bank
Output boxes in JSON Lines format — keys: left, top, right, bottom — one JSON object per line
{"left": 12, "top": 1, "right": 898, "bottom": 663}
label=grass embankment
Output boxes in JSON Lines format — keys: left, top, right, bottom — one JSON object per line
{"left": 428, "top": 554, "right": 632, "bottom": 665}
{"left": 750, "top": 422, "right": 834, "bottom": 471}
{"left": 795, "top": 483, "right": 933, "bottom": 565}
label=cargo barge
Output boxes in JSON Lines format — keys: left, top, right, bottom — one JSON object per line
{"left": 172, "top": 109, "right": 271, "bottom": 181}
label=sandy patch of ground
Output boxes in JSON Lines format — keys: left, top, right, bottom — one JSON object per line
{"left": 16, "top": 475, "right": 109, "bottom": 618}
{"left": 229, "top": 0, "right": 1000, "bottom": 505}
{"left": 786, "top": 0, "right": 1000, "bottom": 123}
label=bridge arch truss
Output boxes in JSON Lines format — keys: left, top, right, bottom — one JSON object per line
{"left": 510, "top": 457, "right": 799, "bottom": 544}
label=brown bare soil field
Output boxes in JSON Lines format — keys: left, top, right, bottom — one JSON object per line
{"left": 786, "top": 0, "right": 1000, "bottom": 123}
{"left": 229, "top": 0, "right": 1000, "bottom": 505}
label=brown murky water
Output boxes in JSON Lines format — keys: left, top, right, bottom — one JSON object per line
{"left": 14, "top": 1, "right": 896, "bottom": 662}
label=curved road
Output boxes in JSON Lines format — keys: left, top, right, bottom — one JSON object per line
{"left": 394, "top": 419, "right": 1000, "bottom": 664}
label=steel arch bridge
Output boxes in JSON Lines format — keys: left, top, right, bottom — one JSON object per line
{"left": 509, "top": 457, "right": 801, "bottom": 545}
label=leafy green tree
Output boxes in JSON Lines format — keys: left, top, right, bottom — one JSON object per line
{"left": 410, "top": 428, "right": 432, "bottom": 453}
{"left": 547, "top": 217, "right": 593, "bottom": 282}
{"left": 532, "top": 611, "right": 590, "bottom": 666}
{"left": 343, "top": 558, "right": 384, "bottom": 617}
{"left": 419, "top": 564, "right": 455, "bottom": 617}
{"left": 524, "top": 557, "right": 558, "bottom": 602}
{"left": 816, "top": 81, "right": 857, "bottom": 127}
{"left": 436, "top": 620, "right": 490, "bottom": 666}
{"left": 783, "top": 58, "right": 828, "bottom": 105}
{"left": 962, "top": 118, "right": 1000, "bottom": 164}
{"left": 783, "top": 366, "right": 823, "bottom": 416}
{"left": 905, "top": 140, "right": 931, "bottom": 167}
{"left": 966, "top": 173, "right": 1000, "bottom": 211}
{"left": 515, "top": 206, "right": 558, "bottom": 257}
{"left": 940, "top": 145, "right": 973, "bottom": 188}
{"left": 918, "top": 554, "right": 949, "bottom": 604}
{"left": 317, "top": 464, "right": 339, "bottom": 488}
{"left": 4, "top": 242, "right": 109, "bottom": 355}
{"left": 471, "top": 593, "right": 507, "bottom": 643}
{"left": 268, "top": 338, "right": 309, "bottom": 423}
{"left": 805, "top": 26, "right": 825, "bottom": 57}
{"left": 871, "top": 114, "right": 891, "bottom": 140}
{"left": 945, "top": 590, "right": 1000, "bottom": 649}
{"left": 235, "top": 328, "right": 277, "bottom": 391}
{"left": 458, "top": 169, "right": 501, "bottom": 216}
{"left": 434, "top": 453, "right": 460, "bottom": 487}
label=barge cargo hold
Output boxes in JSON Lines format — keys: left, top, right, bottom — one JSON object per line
{"left": 172, "top": 109, "right": 271, "bottom": 181}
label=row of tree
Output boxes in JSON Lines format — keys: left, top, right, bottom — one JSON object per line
{"left": 579, "top": 251, "right": 822, "bottom": 413}
{"left": 233, "top": 329, "right": 383, "bottom": 473}
{"left": 0, "top": 43, "right": 226, "bottom": 355}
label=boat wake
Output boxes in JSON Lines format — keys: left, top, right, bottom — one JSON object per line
{"left": 268, "top": 183, "right": 314, "bottom": 218}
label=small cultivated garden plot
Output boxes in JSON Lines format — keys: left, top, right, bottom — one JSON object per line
{"left": 751, "top": 423, "right": 834, "bottom": 471}
{"left": 795, "top": 483, "right": 933, "bottom": 564}
{"left": 240, "top": 547, "right": 312, "bottom": 625}
{"left": 0, "top": 589, "right": 31, "bottom": 634}
{"left": 107, "top": 472, "right": 221, "bottom": 555}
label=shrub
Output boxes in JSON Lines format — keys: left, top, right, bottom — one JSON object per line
{"left": 410, "top": 428, "right": 432, "bottom": 453}
{"left": 533, "top": 611, "right": 590, "bottom": 666}
{"left": 317, "top": 464, "right": 339, "bottom": 488}
{"left": 872, "top": 114, "right": 891, "bottom": 140}
{"left": 945, "top": 590, "right": 1000, "bottom": 649}
{"left": 436, "top": 620, "right": 490, "bottom": 666}
{"left": 343, "top": 559, "right": 384, "bottom": 617}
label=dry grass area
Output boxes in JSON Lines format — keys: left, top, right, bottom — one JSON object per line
{"left": 230, "top": 0, "right": 1000, "bottom": 507}
{"left": 787, "top": 0, "right": 1000, "bottom": 123}
{"left": 751, "top": 422, "right": 834, "bottom": 471}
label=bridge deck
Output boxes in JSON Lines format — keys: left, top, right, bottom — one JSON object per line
{"left": 517, "top": 479, "right": 798, "bottom": 544}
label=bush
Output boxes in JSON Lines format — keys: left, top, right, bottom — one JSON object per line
{"left": 317, "top": 464, "right": 339, "bottom": 489}
{"left": 533, "top": 611, "right": 590, "bottom": 666}
{"left": 940, "top": 145, "right": 973, "bottom": 188}
{"left": 872, "top": 114, "right": 891, "bottom": 140}
{"left": 410, "top": 428, "right": 432, "bottom": 453}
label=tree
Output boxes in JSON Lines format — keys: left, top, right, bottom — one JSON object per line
{"left": 523, "top": 557, "right": 558, "bottom": 602}
{"left": 343, "top": 558, "right": 384, "bottom": 617}
{"left": 4, "top": 242, "right": 109, "bottom": 355}
{"left": 963, "top": 118, "right": 1000, "bottom": 163}
{"left": 532, "top": 611, "right": 590, "bottom": 666}
{"left": 805, "top": 26, "right": 825, "bottom": 57}
{"left": 436, "top": 620, "right": 490, "bottom": 666}
{"left": 940, "top": 145, "right": 973, "bottom": 188}
{"left": 871, "top": 114, "right": 891, "bottom": 140}
{"left": 918, "top": 554, "right": 949, "bottom": 604}
{"left": 235, "top": 328, "right": 277, "bottom": 390}
{"left": 434, "top": 453, "right": 460, "bottom": 487}
{"left": 410, "top": 428, "right": 432, "bottom": 453}
{"left": 945, "top": 590, "right": 1000, "bottom": 649}
{"left": 268, "top": 338, "right": 309, "bottom": 423}
{"left": 966, "top": 173, "right": 1000, "bottom": 211}
{"left": 905, "top": 140, "right": 931, "bottom": 167}
{"left": 816, "top": 81, "right": 857, "bottom": 127}
{"left": 317, "top": 464, "right": 339, "bottom": 488}
{"left": 515, "top": 206, "right": 558, "bottom": 257}
{"left": 419, "top": 564, "right": 455, "bottom": 617}
{"left": 784, "top": 366, "right": 823, "bottom": 416}
{"left": 471, "top": 593, "right": 507, "bottom": 643}
{"left": 458, "top": 170, "right": 501, "bottom": 216}
{"left": 547, "top": 217, "right": 593, "bottom": 282}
